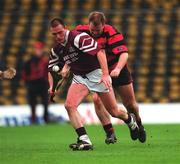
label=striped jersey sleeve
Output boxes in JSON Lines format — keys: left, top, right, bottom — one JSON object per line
{"left": 105, "top": 25, "right": 128, "bottom": 55}
{"left": 73, "top": 32, "right": 102, "bottom": 56}
{"left": 48, "top": 48, "right": 64, "bottom": 71}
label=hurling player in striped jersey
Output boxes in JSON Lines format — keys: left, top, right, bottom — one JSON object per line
{"left": 75, "top": 11, "right": 146, "bottom": 143}
{"left": 48, "top": 18, "right": 140, "bottom": 150}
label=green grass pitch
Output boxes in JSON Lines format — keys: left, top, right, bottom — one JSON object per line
{"left": 0, "top": 124, "right": 180, "bottom": 164}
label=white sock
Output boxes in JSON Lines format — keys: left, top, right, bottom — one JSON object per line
{"left": 79, "top": 134, "right": 92, "bottom": 145}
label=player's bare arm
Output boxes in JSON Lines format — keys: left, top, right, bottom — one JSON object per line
{"left": 110, "top": 52, "right": 128, "bottom": 77}
{"left": 48, "top": 72, "right": 54, "bottom": 95}
{"left": 60, "top": 64, "right": 70, "bottom": 78}
{"left": 96, "top": 49, "right": 112, "bottom": 90}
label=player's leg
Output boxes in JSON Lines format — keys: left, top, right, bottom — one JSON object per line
{"left": 29, "top": 102, "right": 36, "bottom": 124}
{"left": 28, "top": 88, "right": 37, "bottom": 124}
{"left": 98, "top": 89, "right": 139, "bottom": 141}
{"left": 64, "top": 83, "right": 93, "bottom": 150}
{"left": 40, "top": 84, "right": 49, "bottom": 123}
{"left": 117, "top": 83, "right": 146, "bottom": 143}
{"left": 92, "top": 93, "right": 117, "bottom": 144}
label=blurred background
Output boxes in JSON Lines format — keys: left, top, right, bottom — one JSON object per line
{"left": 0, "top": 0, "right": 179, "bottom": 105}
{"left": 1, "top": 2, "right": 180, "bottom": 162}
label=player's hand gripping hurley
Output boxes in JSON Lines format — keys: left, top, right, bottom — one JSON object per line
{"left": 49, "top": 77, "right": 65, "bottom": 103}
{"left": 49, "top": 64, "right": 70, "bottom": 103}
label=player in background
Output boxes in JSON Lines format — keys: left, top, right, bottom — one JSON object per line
{"left": 75, "top": 11, "right": 146, "bottom": 143}
{"left": 48, "top": 18, "right": 140, "bottom": 151}
{"left": 21, "top": 41, "right": 49, "bottom": 124}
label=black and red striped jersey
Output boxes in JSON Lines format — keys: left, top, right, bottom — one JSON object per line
{"left": 48, "top": 30, "right": 102, "bottom": 75}
{"left": 22, "top": 56, "right": 48, "bottom": 82}
{"left": 75, "top": 24, "right": 128, "bottom": 72}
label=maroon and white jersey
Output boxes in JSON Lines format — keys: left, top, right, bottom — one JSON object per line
{"left": 48, "top": 30, "right": 102, "bottom": 75}
{"left": 75, "top": 24, "right": 128, "bottom": 73}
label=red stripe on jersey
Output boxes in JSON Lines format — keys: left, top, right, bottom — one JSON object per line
{"left": 75, "top": 24, "right": 89, "bottom": 31}
{"left": 108, "top": 34, "right": 124, "bottom": 45}
{"left": 112, "top": 45, "right": 128, "bottom": 55}
{"left": 103, "top": 25, "right": 117, "bottom": 36}
{"left": 96, "top": 37, "right": 107, "bottom": 45}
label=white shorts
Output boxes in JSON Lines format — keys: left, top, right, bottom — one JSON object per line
{"left": 72, "top": 69, "right": 109, "bottom": 93}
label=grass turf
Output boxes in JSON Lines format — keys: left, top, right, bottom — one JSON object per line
{"left": 0, "top": 124, "right": 180, "bottom": 164}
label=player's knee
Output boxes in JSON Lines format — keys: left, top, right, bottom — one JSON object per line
{"left": 64, "top": 101, "right": 77, "bottom": 112}
{"left": 92, "top": 93, "right": 101, "bottom": 105}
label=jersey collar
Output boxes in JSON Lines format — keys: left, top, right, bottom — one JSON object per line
{"left": 61, "top": 30, "right": 70, "bottom": 46}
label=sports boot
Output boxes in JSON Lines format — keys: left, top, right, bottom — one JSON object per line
{"left": 105, "top": 133, "right": 117, "bottom": 144}
{"left": 128, "top": 113, "right": 139, "bottom": 140}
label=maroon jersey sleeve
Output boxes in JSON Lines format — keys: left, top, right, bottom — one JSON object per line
{"left": 73, "top": 32, "right": 102, "bottom": 56}
{"left": 105, "top": 25, "right": 128, "bottom": 55}
{"left": 48, "top": 47, "right": 64, "bottom": 71}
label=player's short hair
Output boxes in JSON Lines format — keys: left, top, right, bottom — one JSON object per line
{"left": 88, "top": 11, "right": 106, "bottom": 26}
{"left": 50, "top": 18, "right": 65, "bottom": 27}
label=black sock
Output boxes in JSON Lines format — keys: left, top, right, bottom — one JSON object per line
{"left": 124, "top": 113, "right": 131, "bottom": 124}
{"left": 103, "top": 124, "right": 114, "bottom": 136}
{"left": 76, "top": 127, "right": 87, "bottom": 137}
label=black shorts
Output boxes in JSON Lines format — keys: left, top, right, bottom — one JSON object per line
{"left": 112, "top": 66, "right": 133, "bottom": 87}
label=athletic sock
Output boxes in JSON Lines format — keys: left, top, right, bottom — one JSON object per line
{"left": 76, "top": 127, "right": 92, "bottom": 144}
{"left": 76, "top": 127, "right": 87, "bottom": 137}
{"left": 103, "top": 123, "right": 114, "bottom": 136}
{"left": 79, "top": 134, "right": 92, "bottom": 144}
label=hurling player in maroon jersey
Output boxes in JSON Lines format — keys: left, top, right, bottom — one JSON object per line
{"left": 48, "top": 18, "right": 140, "bottom": 150}
{"left": 75, "top": 11, "right": 146, "bottom": 143}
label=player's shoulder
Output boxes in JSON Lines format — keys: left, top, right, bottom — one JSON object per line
{"left": 70, "top": 29, "right": 82, "bottom": 36}
{"left": 71, "top": 30, "right": 93, "bottom": 49}
{"left": 71, "top": 29, "right": 90, "bottom": 40}
{"left": 75, "top": 24, "right": 89, "bottom": 31}
{"left": 70, "top": 30, "right": 84, "bottom": 42}
{"left": 104, "top": 24, "right": 119, "bottom": 36}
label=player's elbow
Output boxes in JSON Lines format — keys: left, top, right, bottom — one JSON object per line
{"left": 123, "top": 52, "right": 129, "bottom": 60}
